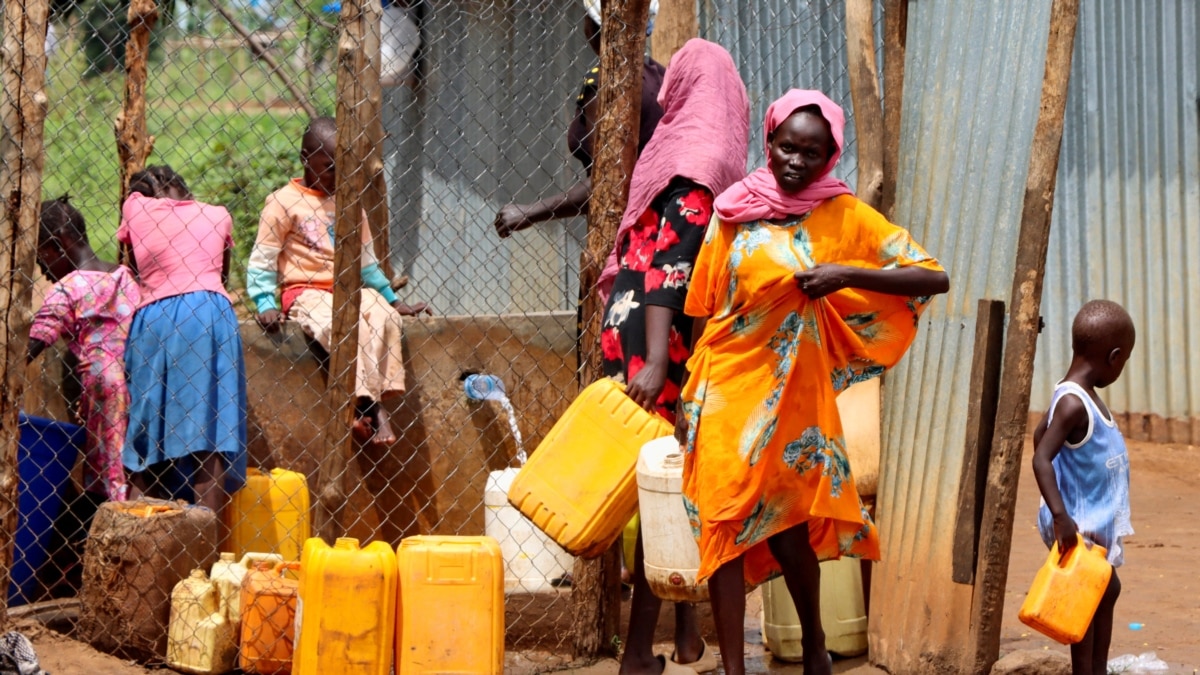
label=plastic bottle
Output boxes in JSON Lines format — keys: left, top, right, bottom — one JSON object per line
{"left": 167, "top": 569, "right": 238, "bottom": 674}
{"left": 464, "top": 373, "right": 507, "bottom": 401}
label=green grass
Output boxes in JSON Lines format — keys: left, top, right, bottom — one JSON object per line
{"left": 42, "top": 26, "right": 337, "bottom": 290}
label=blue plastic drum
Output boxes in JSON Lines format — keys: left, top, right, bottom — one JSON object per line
{"left": 10, "top": 413, "right": 83, "bottom": 604}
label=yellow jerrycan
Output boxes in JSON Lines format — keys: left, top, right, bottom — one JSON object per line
{"left": 167, "top": 569, "right": 238, "bottom": 674}
{"left": 1019, "top": 534, "right": 1112, "bottom": 644}
{"left": 239, "top": 561, "right": 301, "bottom": 675}
{"left": 211, "top": 552, "right": 284, "bottom": 627}
{"left": 226, "top": 468, "right": 311, "bottom": 562}
{"left": 294, "top": 537, "right": 397, "bottom": 675}
{"left": 396, "top": 536, "right": 504, "bottom": 674}
{"left": 507, "top": 378, "right": 673, "bottom": 557}
{"left": 760, "top": 558, "right": 868, "bottom": 659}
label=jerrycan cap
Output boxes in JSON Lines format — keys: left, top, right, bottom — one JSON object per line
{"left": 334, "top": 537, "right": 361, "bottom": 550}
{"left": 218, "top": 552, "right": 235, "bottom": 562}
{"left": 189, "top": 568, "right": 208, "bottom": 580}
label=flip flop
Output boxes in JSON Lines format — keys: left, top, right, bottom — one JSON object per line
{"left": 658, "top": 655, "right": 697, "bottom": 675}
{"left": 671, "top": 640, "right": 718, "bottom": 674}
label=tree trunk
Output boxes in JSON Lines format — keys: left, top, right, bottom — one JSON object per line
{"left": 114, "top": 0, "right": 158, "bottom": 203}
{"left": 0, "top": 0, "right": 50, "bottom": 627}
{"left": 572, "top": 0, "right": 650, "bottom": 659}
{"left": 965, "top": 0, "right": 1080, "bottom": 671}
{"left": 315, "top": 0, "right": 383, "bottom": 542}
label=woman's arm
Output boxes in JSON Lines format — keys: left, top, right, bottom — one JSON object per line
{"left": 222, "top": 245, "right": 231, "bottom": 288}
{"left": 795, "top": 264, "right": 949, "bottom": 299}
{"left": 120, "top": 242, "right": 138, "bottom": 278}
{"left": 494, "top": 178, "right": 591, "bottom": 237}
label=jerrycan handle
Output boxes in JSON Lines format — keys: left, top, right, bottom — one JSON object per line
{"left": 1052, "top": 533, "right": 1088, "bottom": 570}
{"left": 240, "top": 552, "right": 285, "bottom": 567}
{"left": 273, "top": 561, "right": 301, "bottom": 578}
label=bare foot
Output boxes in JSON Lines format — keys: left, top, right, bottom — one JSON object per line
{"left": 372, "top": 407, "right": 397, "bottom": 446}
{"left": 351, "top": 414, "right": 375, "bottom": 446}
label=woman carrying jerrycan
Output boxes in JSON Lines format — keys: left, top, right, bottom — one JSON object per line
{"left": 677, "top": 90, "right": 949, "bottom": 674}
{"left": 595, "top": 39, "right": 749, "bottom": 675}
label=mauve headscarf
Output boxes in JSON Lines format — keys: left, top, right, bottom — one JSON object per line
{"left": 596, "top": 38, "right": 750, "bottom": 302}
{"left": 713, "top": 89, "right": 853, "bottom": 223}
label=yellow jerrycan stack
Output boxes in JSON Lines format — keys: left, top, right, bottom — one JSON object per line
{"left": 294, "top": 537, "right": 397, "bottom": 675}
{"left": 1019, "top": 534, "right": 1112, "bottom": 644}
{"left": 167, "top": 569, "right": 238, "bottom": 674}
{"left": 396, "top": 536, "right": 504, "bottom": 674}
{"left": 240, "top": 561, "right": 301, "bottom": 675}
{"left": 226, "top": 468, "right": 311, "bottom": 562}
{"left": 507, "top": 378, "right": 673, "bottom": 557}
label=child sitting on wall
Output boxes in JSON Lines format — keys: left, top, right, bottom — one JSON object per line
{"left": 247, "top": 116, "right": 429, "bottom": 446}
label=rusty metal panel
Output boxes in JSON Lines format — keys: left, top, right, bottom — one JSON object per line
{"left": 1032, "top": 0, "right": 1200, "bottom": 442}
{"left": 873, "top": 1, "right": 1054, "bottom": 671}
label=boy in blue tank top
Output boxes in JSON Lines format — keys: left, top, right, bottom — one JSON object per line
{"left": 1031, "top": 299, "right": 1135, "bottom": 675}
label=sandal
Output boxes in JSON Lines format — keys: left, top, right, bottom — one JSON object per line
{"left": 658, "top": 655, "right": 697, "bottom": 675}
{"left": 670, "top": 640, "right": 718, "bottom": 674}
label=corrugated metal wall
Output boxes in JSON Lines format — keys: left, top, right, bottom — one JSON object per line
{"left": 872, "top": 1, "right": 1053, "bottom": 671}
{"left": 1033, "top": 0, "right": 1200, "bottom": 442}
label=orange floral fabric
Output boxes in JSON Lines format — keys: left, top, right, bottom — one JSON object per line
{"left": 681, "top": 194, "right": 943, "bottom": 586}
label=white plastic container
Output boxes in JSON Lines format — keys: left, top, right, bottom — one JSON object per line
{"left": 636, "top": 436, "right": 707, "bottom": 603}
{"left": 761, "top": 557, "right": 868, "bottom": 659}
{"left": 485, "top": 468, "right": 574, "bottom": 592}
{"left": 210, "top": 551, "right": 284, "bottom": 626}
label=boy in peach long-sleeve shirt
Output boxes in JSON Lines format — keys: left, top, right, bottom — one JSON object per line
{"left": 247, "top": 116, "right": 428, "bottom": 446}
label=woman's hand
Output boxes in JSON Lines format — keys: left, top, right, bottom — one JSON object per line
{"left": 494, "top": 204, "right": 534, "bottom": 238}
{"left": 1052, "top": 512, "right": 1079, "bottom": 556}
{"left": 794, "top": 263, "right": 851, "bottom": 299}
{"left": 673, "top": 409, "right": 689, "bottom": 445}
{"left": 626, "top": 359, "right": 667, "bottom": 412}
{"left": 256, "top": 309, "right": 284, "bottom": 333}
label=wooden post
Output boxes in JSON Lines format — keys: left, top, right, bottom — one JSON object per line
{"left": 965, "top": 0, "right": 1079, "bottom": 671}
{"left": 114, "top": 0, "right": 158, "bottom": 202}
{"left": 649, "top": 0, "right": 695, "bottom": 65}
{"left": 314, "top": 0, "right": 382, "bottom": 542}
{"left": 951, "top": 299, "right": 1006, "bottom": 584}
{"left": 572, "top": 0, "right": 650, "bottom": 659}
{"left": 0, "top": 0, "right": 50, "bottom": 628}
{"left": 845, "top": 0, "right": 884, "bottom": 210}
{"left": 880, "top": 0, "right": 908, "bottom": 220}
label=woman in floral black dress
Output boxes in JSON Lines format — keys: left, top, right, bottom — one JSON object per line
{"left": 594, "top": 39, "right": 750, "bottom": 675}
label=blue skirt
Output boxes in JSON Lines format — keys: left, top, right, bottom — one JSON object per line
{"left": 123, "top": 291, "right": 247, "bottom": 497}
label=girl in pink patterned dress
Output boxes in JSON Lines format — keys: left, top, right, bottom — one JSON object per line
{"left": 28, "top": 196, "right": 140, "bottom": 501}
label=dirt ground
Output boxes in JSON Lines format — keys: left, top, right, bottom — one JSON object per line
{"left": 15, "top": 436, "right": 1197, "bottom": 674}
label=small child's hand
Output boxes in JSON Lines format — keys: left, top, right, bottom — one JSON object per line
{"left": 1052, "top": 512, "right": 1079, "bottom": 556}
{"left": 256, "top": 309, "right": 284, "bottom": 333}
{"left": 392, "top": 300, "right": 431, "bottom": 316}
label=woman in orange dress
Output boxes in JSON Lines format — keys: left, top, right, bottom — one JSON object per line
{"left": 680, "top": 90, "right": 949, "bottom": 674}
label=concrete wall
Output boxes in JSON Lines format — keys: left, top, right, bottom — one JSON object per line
{"left": 24, "top": 312, "right": 579, "bottom": 547}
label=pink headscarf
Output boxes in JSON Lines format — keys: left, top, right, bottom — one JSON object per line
{"left": 713, "top": 89, "right": 853, "bottom": 223}
{"left": 596, "top": 38, "right": 750, "bottom": 301}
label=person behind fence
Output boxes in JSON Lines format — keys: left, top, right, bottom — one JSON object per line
{"left": 1031, "top": 300, "right": 1134, "bottom": 675}
{"left": 679, "top": 90, "right": 949, "bottom": 675}
{"left": 28, "top": 196, "right": 141, "bottom": 503}
{"left": 118, "top": 165, "right": 248, "bottom": 517}
{"left": 493, "top": 0, "right": 664, "bottom": 237}
{"left": 247, "top": 116, "right": 429, "bottom": 448}
{"left": 597, "top": 38, "right": 748, "bottom": 675}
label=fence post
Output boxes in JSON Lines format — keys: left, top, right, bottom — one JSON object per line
{"left": 649, "top": 0, "right": 695, "bottom": 65}
{"left": 965, "top": 0, "right": 1080, "bottom": 671}
{"left": 0, "top": 0, "right": 49, "bottom": 628}
{"left": 114, "top": 0, "right": 158, "bottom": 202}
{"left": 314, "top": 0, "right": 382, "bottom": 542}
{"left": 845, "top": 0, "right": 883, "bottom": 211}
{"left": 572, "top": 0, "right": 650, "bottom": 659}
{"left": 880, "top": 0, "right": 908, "bottom": 221}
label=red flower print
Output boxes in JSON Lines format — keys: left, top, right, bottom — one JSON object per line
{"left": 645, "top": 267, "right": 667, "bottom": 292}
{"left": 656, "top": 379, "right": 681, "bottom": 422}
{"left": 679, "top": 190, "right": 713, "bottom": 226}
{"left": 628, "top": 355, "right": 646, "bottom": 379}
{"left": 625, "top": 238, "right": 655, "bottom": 272}
{"left": 655, "top": 222, "right": 680, "bottom": 251}
{"left": 601, "top": 327, "right": 623, "bottom": 361}
{"left": 667, "top": 329, "right": 690, "bottom": 363}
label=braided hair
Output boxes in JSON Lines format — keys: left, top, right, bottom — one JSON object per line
{"left": 127, "top": 165, "right": 192, "bottom": 200}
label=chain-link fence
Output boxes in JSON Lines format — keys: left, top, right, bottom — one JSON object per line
{"left": 10, "top": 0, "right": 867, "bottom": 670}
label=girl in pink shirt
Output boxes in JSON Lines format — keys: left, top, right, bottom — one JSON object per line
{"left": 29, "top": 196, "right": 140, "bottom": 501}
{"left": 117, "top": 165, "right": 247, "bottom": 519}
